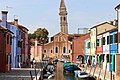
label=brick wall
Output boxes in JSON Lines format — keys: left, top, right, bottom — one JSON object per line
{"left": 72, "top": 33, "right": 90, "bottom": 63}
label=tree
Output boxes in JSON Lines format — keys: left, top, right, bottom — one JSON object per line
{"left": 28, "top": 33, "right": 36, "bottom": 39}
{"left": 34, "top": 28, "right": 49, "bottom": 44}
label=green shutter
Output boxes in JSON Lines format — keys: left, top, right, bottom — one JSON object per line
{"left": 96, "top": 39, "right": 99, "bottom": 46}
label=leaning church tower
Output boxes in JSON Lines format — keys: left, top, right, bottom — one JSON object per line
{"left": 59, "top": 0, "right": 68, "bottom": 34}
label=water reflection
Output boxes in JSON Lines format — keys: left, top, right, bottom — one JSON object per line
{"left": 63, "top": 72, "right": 96, "bottom": 80}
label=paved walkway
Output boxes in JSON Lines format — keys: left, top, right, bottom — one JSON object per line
{"left": 0, "top": 68, "right": 40, "bottom": 80}
{"left": 0, "top": 62, "right": 41, "bottom": 80}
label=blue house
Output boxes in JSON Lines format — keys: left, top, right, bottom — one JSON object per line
{"left": 8, "top": 24, "right": 22, "bottom": 68}
{"left": 109, "top": 29, "right": 118, "bottom": 72}
{"left": 1, "top": 11, "right": 22, "bottom": 68}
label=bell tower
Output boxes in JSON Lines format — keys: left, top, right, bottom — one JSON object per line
{"left": 59, "top": 0, "right": 68, "bottom": 34}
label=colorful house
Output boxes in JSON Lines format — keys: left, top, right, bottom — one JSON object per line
{"left": 72, "top": 33, "right": 90, "bottom": 63}
{"left": 8, "top": 23, "right": 22, "bottom": 68}
{"left": 109, "top": 29, "right": 118, "bottom": 72}
{"left": 0, "top": 26, "right": 12, "bottom": 72}
{"left": 84, "top": 38, "right": 90, "bottom": 64}
{"left": 14, "top": 19, "right": 29, "bottom": 65}
{"left": 1, "top": 11, "right": 27, "bottom": 68}
{"left": 89, "top": 27, "right": 97, "bottom": 67}
{"left": 102, "top": 32, "right": 110, "bottom": 71}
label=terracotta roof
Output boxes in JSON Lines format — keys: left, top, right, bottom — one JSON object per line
{"left": 53, "top": 32, "right": 68, "bottom": 37}
{"left": 90, "top": 21, "right": 117, "bottom": 29}
{"left": 18, "top": 25, "right": 29, "bottom": 31}
{"left": 7, "top": 22, "right": 14, "bottom": 25}
{"left": 7, "top": 22, "right": 29, "bottom": 31}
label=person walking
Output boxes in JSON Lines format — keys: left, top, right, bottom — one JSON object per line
{"left": 33, "top": 58, "right": 36, "bottom": 68}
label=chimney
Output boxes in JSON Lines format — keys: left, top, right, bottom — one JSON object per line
{"left": 1, "top": 11, "right": 8, "bottom": 28}
{"left": 14, "top": 19, "right": 18, "bottom": 25}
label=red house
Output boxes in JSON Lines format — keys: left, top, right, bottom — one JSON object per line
{"left": 0, "top": 26, "right": 12, "bottom": 72}
{"left": 72, "top": 33, "right": 90, "bottom": 63}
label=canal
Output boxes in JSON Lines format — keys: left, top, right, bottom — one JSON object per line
{"left": 54, "top": 62, "right": 95, "bottom": 80}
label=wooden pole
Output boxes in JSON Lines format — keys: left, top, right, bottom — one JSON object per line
{"left": 34, "top": 64, "right": 37, "bottom": 80}
{"left": 30, "top": 71, "right": 33, "bottom": 80}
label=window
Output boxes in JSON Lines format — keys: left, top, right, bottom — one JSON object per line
{"left": 101, "top": 54, "right": 105, "bottom": 62}
{"left": 18, "top": 55, "right": 19, "bottom": 62}
{"left": 109, "top": 54, "right": 112, "bottom": 63}
{"left": 107, "top": 36, "right": 109, "bottom": 44}
{"left": 10, "top": 55, "right": 11, "bottom": 64}
{"left": 7, "top": 35, "right": 9, "bottom": 44}
{"left": 51, "top": 50, "right": 52, "bottom": 53}
{"left": 69, "top": 50, "right": 71, "bottom": 53}
{"left": 55, "top": 47, "right": 58, "bottom": 53}
{"left": 63, "top": 47, "right": 66, "bottom": 53}
{"left": 19, "top": 31, "right": 21, "bottom": 35}
{"left": 106, "top": 54, "right": 110, "bottom": 63}
{"left": 96, "top": 39, "right": 99, "bottom": 46}
{"left": 88, "top": 42, "right": 90, "bottom": 48}
{"left": 70, "top": 44, "right": 72, "bottom": 49}
{"left": 6, "top": 55, "right": 8, "bottom": 64}
{"left": 64, "top": 17, "right": 66, "bottom": 21}
{"left": 44, "top": 50, "right": 46, "bottom": 53}
{"left": 110, "top": 35, "right": 113, "bottom": 44}
{"left": 102, "top": 37, "right": 105, "bottom": 45}
{"left": 114, "top": 34, "right": 118, "bottom": 43}
{"left": 18, "top": 41, "right": 22, "bottom": 48}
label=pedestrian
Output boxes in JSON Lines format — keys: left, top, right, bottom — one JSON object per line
{"left": 26, "top": 59, "right": 29, "bottom": 67}
{"left": 32, "top": 58, "right": 36, "bottom": 68}
{"left": 19, "top": 62, "right": 21, "bottom": 68}
{"left": 30, "top": 60, "right": 33, "bottom": 68}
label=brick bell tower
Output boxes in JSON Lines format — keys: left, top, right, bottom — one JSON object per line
{"left": 59, "top": 0, "right": 68, "bottom": 34}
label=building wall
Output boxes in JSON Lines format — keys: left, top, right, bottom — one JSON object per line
{"left": 0, "top": 29, "right": 11, "bottom": 72}
{"left": 110, "top": 30, "right": 118, "bottom": 54}
{"left": 109, "top": 30, "right": 118, "bottom": 72}
{"left": 97, "top": 23, "right": 116, "bottom": 35}
{"left": 9, "top": 24, "right": 22, "bottom": 68}
{"left": 0, "top": 30, "right": 6, "bottom": 72}
{"left": 44, "top": 32, "right": 72, "bottom": 61}
{"left": 102, "top": 32, "right": 110, "bottom": 71}
{"left": 72, "top": 33, "right": 90, "bottom": 63}
{"left": 90, "top": 28, "right": 96, "bottom": 55}
{"left": 22, "top": 32, "right": 25, "bottom": 63}
{"left": 30, "top": 45, "right": 42, "bottom": 62}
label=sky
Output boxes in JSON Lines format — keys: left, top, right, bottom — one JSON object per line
{"left": 0, "top": 0, "right": 119, "bottom": 37}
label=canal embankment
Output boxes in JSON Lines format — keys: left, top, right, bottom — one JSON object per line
{"left": 78, "top": 64, "right": 120, "bottom": 80}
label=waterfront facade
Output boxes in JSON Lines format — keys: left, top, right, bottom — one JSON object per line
{"left": 72, "top": 33, "right": 90, "bottom": 63}
{"left": 0, "top": 10, "right": 29, "bottom": 68}
{"left": 0, "top": 26, "right": 12, "bottom": 72}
